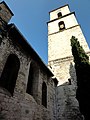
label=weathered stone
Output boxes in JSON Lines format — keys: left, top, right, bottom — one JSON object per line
{"left": 48, "top": 4, "right": 90, "bottom": 120}
{"left": 0, "top": 2, "right": 90, "bottom": 120}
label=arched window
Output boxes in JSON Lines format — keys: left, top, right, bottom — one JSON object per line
{"left": 58, "top": 21, "right": 65, "bottom": 31}
{"left": 57, "top": 12, "right": 62, "bottom": 18}
{"left": 26, "top": 63, "right": 34, "bottom": 96}
{"left": 26, "top": 61, "right": 39, "bottom": 102}
{"left": 0, "top": 54, "right": 20, "bottom": 96}
{"left": 42, "top": 82, "right": 47, "bottom": 108}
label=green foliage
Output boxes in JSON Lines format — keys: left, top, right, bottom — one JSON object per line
{"left": 70, "top": 36, "right": 89, "bottom": 66}
{"left": 70, "top": 36, "right": 90, "bottom": 119}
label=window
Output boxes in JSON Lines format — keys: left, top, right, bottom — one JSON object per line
{"left": 58, "top": 21, "right": 65, "bottom": 31}
{"left": 26, "top": 61, "right": 39, "bottom": 102}
{"left": 57, "top": 12, "right": 62, "bottom": 18}
{"left": 26, "top": 63, "right": 34, "bottom": 96}
{"left": 0, "top": 54, "right": 20, "bottom": 96}
{"left": 42, "top": 82, "right": 47, "bottom": 108}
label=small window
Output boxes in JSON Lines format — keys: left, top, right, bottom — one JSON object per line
{"left": 57, "top": 12, "right": 62, "bottom": 18}
{"left": 26, "top": 63, "right": 34, "bottom": 96}
{"left": 58, "top": 21, "right": 65, "bottom": 31}
{"left": 42, "top": 82, "right": 47, "bottom": 108}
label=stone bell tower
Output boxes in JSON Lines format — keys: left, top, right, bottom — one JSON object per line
{"left": 48, "top": 4, "right": 89, "bottom": 85}
{"left": 47, "top": 4, "right": 90, "bottom": 120}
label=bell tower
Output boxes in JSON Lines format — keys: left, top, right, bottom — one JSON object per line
{"left": 48, "top": 4, "right": 89, "bottom": 85}
{"left": 48, "top": 5, "right": 90, "bottom": 120}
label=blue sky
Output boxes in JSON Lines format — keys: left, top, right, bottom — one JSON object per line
{"left": 2, "top": 0, "right": 90, "bottom": 64}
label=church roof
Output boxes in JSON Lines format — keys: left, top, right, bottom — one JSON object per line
{"left": 7, "top": 24, "right": 55, "bottom": 77}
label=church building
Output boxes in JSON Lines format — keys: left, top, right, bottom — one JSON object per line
{"left": 0, "top": 1, "right": 90, "bottom": 120}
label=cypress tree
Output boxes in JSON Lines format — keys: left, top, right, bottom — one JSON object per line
{"left": 70, "top": 36, "right": 90, "bottom": 120}
{"left": 71, "top": 36, "right": 89, "bottom": 66}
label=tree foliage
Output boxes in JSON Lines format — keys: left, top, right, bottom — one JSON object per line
{"left": 71, "top": 36, "right": 89, "bottom": 66}
{"left": 70, "top": 36, "right": 90, "bottom": 120}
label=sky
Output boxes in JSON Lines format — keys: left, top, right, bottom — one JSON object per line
{"left": 2, "top": 0, "right": 90, "bottom": 64}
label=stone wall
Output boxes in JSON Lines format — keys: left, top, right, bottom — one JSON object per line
{"left": 48, "top": 56, "right": 76, "bottom": 85}
{"left": 56, "top": 84, "right": 82, "bottom": 120}
{"left": 0, "top": 35, "right": 56, "bottom": 120}
{"left": 48, "top": 57, "right": 83, "bottom": 120}
{"left": 48, "top": 25, "right": 89, "bottom": 61}
{"left": 50, "top": 5, "right": 70, "bottom": 21}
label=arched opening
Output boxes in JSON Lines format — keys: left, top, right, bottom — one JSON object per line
{"left": 26, "top": 61, "right": 39, "bottom": 102}
{"left": 58, "top": 21, "right": 65, "bottom": 31}
{"left": 0, "top": 54, "right": 20, "bottom": 96}
{"left": 26, "top": 63, "right": 34, "bottom": 96}
{"left": 42, "top": 82, "right": 47, "bottom": 108}
{"left": 57, "top": 12, "right": 62, "bottom": 18}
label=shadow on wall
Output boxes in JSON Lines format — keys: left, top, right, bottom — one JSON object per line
{"left": 57, "top": 81, "right": 83, "bottom": 120}
{"left": 0, "top": 109, "right": 5, "bottom": 120}
{"left": 75, "top": 63, "right": 90, "bottom": 120}
{"left": 56, "top": 62, "right": 83, "bottom": 120}
{"left": 69, "top": 62, "right": 90, "bottom": 120}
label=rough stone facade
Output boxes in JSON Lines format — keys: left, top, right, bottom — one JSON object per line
{"left": 0, "top": 24, "right": 56, "bottom": 120}
{"left": 48, "top": 4, "right": 90, "bottom": 120}
{"left": 0, "top": 1, "right": 90, "bottom": 120}
{"left": 0, "top": 1, "right": 57, "bottom": 120}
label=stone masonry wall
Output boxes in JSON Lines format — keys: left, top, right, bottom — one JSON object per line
{"left": 0, "top": 36, "right": 56, "bottom": 120}
{"left": 48, "top": 25, "right": 89, "bottom": 62}
{"left": 48, "top": 57, "right": 83, "bottom": 120}
{"left": 48, "top": 56, "right": 76, "bottom": 85}
{"left": 48, "top": 52, "right": 90, "bottom": 120}
{"left": 50, "top": 5, "right": 70, "bottom": 21}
